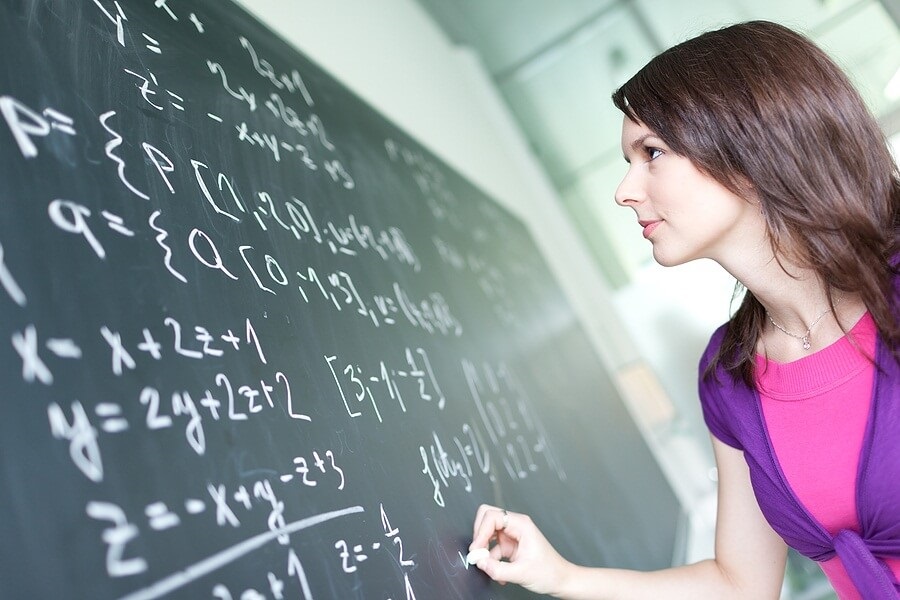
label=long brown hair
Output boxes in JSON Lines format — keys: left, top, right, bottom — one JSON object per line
{"left": 611, "top": 20, "right": 900, "bottom": 386}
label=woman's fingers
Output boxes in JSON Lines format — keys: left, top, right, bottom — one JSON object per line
{"left": 496, "top": 527, "right": 519, "bottom": 558}
{"left": 470, "top": 506, "right": 523, "bottom": 573}
{"left": 470, "top": 504, "right": 512, "bottom": 550}
{"left": 469, "top": 506, "right": 567, "bottom": 594}
{"left": 470, "top": 503, "right": 495, "bottom": 543}
{"left": 477, "top": 554, "right": 524, "bottom": 586}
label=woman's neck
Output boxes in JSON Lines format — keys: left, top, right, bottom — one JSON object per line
{"left": 717, "top": 253, "right": 866, "bottom": 361}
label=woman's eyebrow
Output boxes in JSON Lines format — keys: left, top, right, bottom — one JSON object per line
{"left": 623, "top": 133, "right": 655, "bottom": 162}
{"left": 630, "top": 133, "right": 654, "bottom": 152}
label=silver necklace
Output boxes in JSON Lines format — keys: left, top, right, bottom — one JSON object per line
{"left": 766, "top": 298, "right": 839, "bottom": 351}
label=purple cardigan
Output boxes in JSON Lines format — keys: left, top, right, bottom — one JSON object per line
{"left": 698, "top": 282, "right": 900, "bottom": 598}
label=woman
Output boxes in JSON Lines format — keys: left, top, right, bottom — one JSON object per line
{"left": 470, "top": 20, "right": 900, "bottom": 599}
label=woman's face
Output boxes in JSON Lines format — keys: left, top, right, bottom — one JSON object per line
{"left": 615, "top": 116, "right": 762, "bottom": 268}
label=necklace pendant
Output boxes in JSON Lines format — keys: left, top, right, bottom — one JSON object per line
{"left": 802, "top": 336, "right": 811, "bottom": 350}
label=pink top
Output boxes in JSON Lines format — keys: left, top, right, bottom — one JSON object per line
{"left": 756, "top": 312, "right": 900, "bottom": 598}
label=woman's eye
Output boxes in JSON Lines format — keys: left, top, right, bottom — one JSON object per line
{"left": 647, "top": 147, "right": 663, "bottom": 160}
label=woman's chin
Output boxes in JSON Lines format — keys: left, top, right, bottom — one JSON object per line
{"left": 651, "top": 248, "right": 693, "bottom": 268}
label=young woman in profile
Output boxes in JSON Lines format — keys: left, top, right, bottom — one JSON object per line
{"left": 470, "top": 20, "right": 900, "bottom": 599}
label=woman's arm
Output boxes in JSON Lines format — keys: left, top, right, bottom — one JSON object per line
{"left": 471, "top": 437, "right": 788, "bottom": 599}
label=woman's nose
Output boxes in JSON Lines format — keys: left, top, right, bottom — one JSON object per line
{"left": 614, "top": 169, "right": 643, "bottom": 207}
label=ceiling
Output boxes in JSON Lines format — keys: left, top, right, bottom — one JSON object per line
{"left": 415, "top": 0, "right": 900, "bottom": 287}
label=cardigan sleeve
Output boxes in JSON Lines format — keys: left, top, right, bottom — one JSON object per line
{"left": 697, "top": 324, "right": 744, "bottom": 451}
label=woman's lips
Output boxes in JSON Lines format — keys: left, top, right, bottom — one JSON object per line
{"left": 640, "top": 220, "right": 661, "bottom": 239}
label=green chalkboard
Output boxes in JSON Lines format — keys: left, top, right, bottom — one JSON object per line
{"left": 0, "top": 0, "right": 681, "bottom": 597}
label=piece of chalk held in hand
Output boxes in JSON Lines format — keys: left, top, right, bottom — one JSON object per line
{"left": 466, "top": 547, "right": 490, "bottom": 565}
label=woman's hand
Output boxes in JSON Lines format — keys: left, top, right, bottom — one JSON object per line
{"left": 470, "top": 503, "right": 573, "bottom": 595}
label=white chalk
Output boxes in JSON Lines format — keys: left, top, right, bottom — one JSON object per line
{"left": 466, "top": 547, "right": 490, "bottom": 565}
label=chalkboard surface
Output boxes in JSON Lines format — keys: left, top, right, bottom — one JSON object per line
{"left": 0, "top": 1, "right": 681, "bottom": 598}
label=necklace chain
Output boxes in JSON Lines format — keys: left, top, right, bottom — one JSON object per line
{"left": 766, "top": 296, "right": 840, "bottom": 351}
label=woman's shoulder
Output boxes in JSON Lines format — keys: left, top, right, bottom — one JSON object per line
{"left": 697, "top": 321, "right": 752, "bottom": 450}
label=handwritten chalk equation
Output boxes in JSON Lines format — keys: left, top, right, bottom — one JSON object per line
{"left": 416, "top": 359, "right": 571, "bottom": 508}
{"left": 325, "top": 346, "right": 446, "bottom": 423}
{"left": 45, "top": 365, "right": 306, "bottom": 483}
{"left": 185, "top": 234, "right": 460, "bottom": 335}
{"left": 9, "top": 317, "right": 267, "bottom": 386}
{"left": 90, "top": 496, "right": 366, "bottom": 600}
{"left": 189, "top": 165, "right": 421, "bottom": 270}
